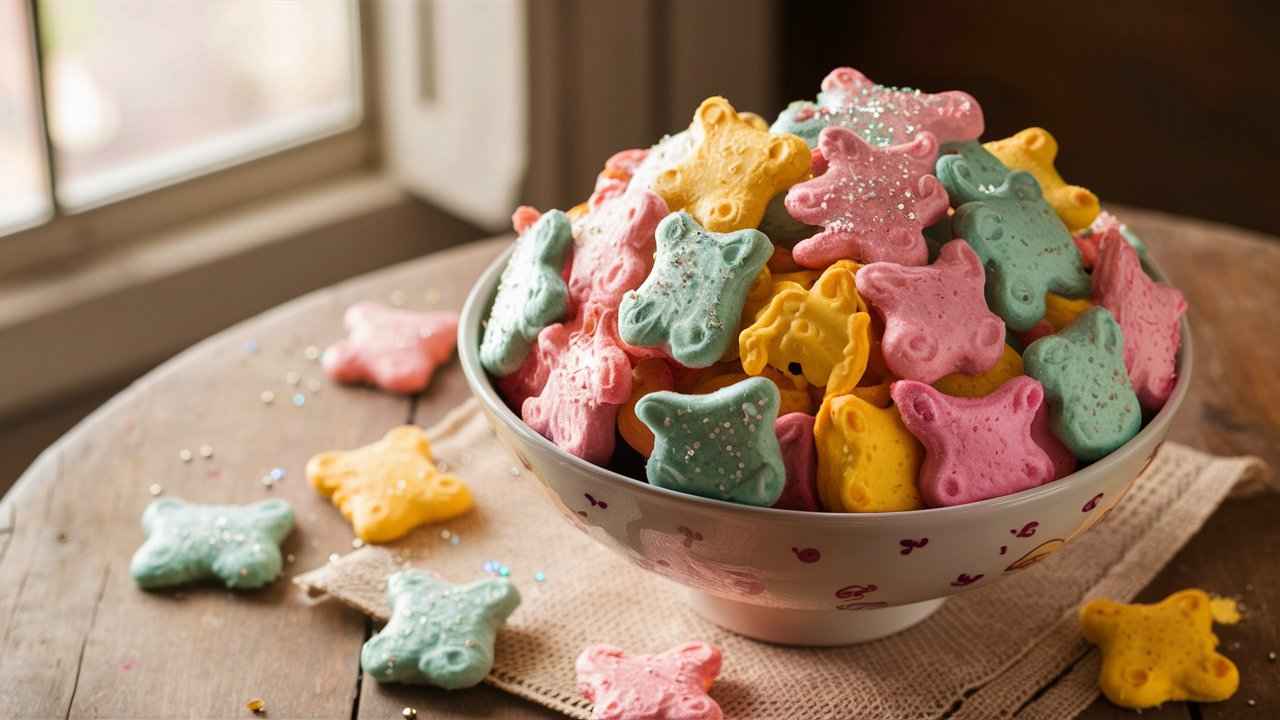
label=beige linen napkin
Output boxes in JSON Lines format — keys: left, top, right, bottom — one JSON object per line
{"left": 296, "top": 399, "right": 1267, "bottom": 719}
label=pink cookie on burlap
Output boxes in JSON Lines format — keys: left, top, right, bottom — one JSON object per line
{"left": 523, "top": 306, "right": 633, "bottom": 465}
{"left": 322, "top": 302, "right": 458, "bottom": 395}
{"left": 576, "top": 641, "right": 723, "bottom": 720}
{"left": 893, "top": 377, "right": 1056, "bottom": 507}
{"left": 773, "top": 412, "right": 820, "bottom": 512}
{"left": 819, "top": 67, "right": 985, "bottom": 147}
{"left": 569, "top": 190, "right": 667, "bottom": 311}
{"left": 1092, "top": 231, "right": 1187, "bottom": 412}
{"left": 786, "top": 126, "right": 948, "bottom": 269}
{"left": 856, "top": 239, "right": 1005, "bottom": 384}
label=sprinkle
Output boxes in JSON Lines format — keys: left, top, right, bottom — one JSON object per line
{"left": 499, "top": 566, "right": 510, "bottom": 577}
{"left": 246, "top": 697, "right": 265, "bottom": 714}
{"left": 440, "top": 529, "right": 452, "bottom": 540}
{"left": 534, "top": 571, "right": 546, "bottom": 583}
{"left": 402, "top": 707, "right": 418, "bottom": 719}
{"left": 285, "top": 371, "right": 301, "bottom": 386}
{"left": 243, "top": 340, "right": 259, "bottom": 354}
{"left": 199, "top": 444, "right": 214, "bottom": 459}
{"left": 450, "top": 535, "right": 460, "bottom": 546}
{"left": 179, "top": 449, "right": 193, "bottom": 463}
{"left": 260, "top": 390, "right": 275, "bottom": 404}
{"left": 260, "top": 475, "right": 275, "bottom": 489}
{"left": 509, "top": 466, "right": 521, "bottom": 477}
{"left": 352, "top": 538, "right": 365, "bottom": 549}
{"left": 148, "top": 483, "right": 163, "bottom": 496}
{"left": 270, "top": 468, "right": 286, "bottom": 481}
{"left": 304, "top": 345, "right": 321, "bottom": 361}
{"left": 292, "top": 393, "right": 306, "bottom": 407}
{"left": 328, "top": 553, "right": 341, "bottom": 563}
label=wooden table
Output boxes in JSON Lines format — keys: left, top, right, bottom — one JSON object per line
{"left": 1, "top": 208, "right": 1276, "bottom": 719}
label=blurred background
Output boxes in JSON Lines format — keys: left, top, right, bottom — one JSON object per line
{"left": 2, "top": 0, "right": 1278, "bottom": 495}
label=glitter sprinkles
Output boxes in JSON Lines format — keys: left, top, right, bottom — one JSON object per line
{"left": 483, "top": 561, "right": 511, "bottom": 577}
{"left": 178, "top": 449, "right": 193, "bottom": 463}
{"left": 304, "top": 345, "right": 321, "bottom": 361}
{"left": 292, "top": 393, "right": 306, "bottom": 407}
{"left": 259, "top": 390, "right": 275, "bottom": 405}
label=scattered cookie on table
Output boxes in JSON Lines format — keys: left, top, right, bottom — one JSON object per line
{"left": 307, "top": 426, "right": 472, "bottom": 543}
{"left": 361, "top": 569, "right": 520, "bottom": 689}
{"left": 1081, "top": 589, "right": 1239, "bottom": 709}
{"left": 322, "top": 302, "right": 459, "bottom": 395}
{"left": 576, "top": 641, "right": 723, "bottom": 720}
{"left": 130, "top": 498, "right": 293, "bottom": 590}
{"left": 635, "top": 377, "right": 785, "bottom": 506}
{"left": 480, "top": 208, "right": 573, "bottom": 376}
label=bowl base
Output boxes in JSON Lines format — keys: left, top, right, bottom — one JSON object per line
{"left": 684, "top": 591, "right": 945, "bottom": 646}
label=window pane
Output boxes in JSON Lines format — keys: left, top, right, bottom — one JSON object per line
{"left": 0, "top": 1, "right": 52, "bottom": 232}
{"left": 40, "top": 0, "right": 361, "bottom": 209}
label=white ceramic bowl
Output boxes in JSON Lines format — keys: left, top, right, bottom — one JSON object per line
{"left": 459, "top": 247, "right": 1191, "bottom": 645}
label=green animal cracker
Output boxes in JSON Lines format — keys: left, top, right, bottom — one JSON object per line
{"left": 1024, "top": 307, "right": 1142, "bottom": 461}
{"left": 619, "top": 211, "right": 772, "bottom": 368}
{"left": 480, "top": 209, "right": 573, "bottom": 376}
{"left": 635, "top": 376, "right": 785, "bottom": 506}
{"left": 951, "top": 171, "right": 1091, "bottom": 331}
{"left": 361, "top": 570, "right": 521, "bottom": 689}
{"left": 935, "top": 140, "right": 1011, "bottom": 205}
{"left": 130, "top": 498, "right": 294, "bottom": 590}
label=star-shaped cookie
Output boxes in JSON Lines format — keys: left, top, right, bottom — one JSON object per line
{"left": 1092, "top": 231, "right": 1187, "bottom": 412}
{"left": 523, "top": 306, "right": 633, "bottom": 464}
{"left": 771, "top": 67, "right": 984, "bottom": 150}
{"left": 619, "top": 211, "right": 772, "bottom": 368}
{"left": 856, "top": 239, "right": 1006, "bottom": 383}
{"left": 985, "top": 128, "right": 1099, "bottom": 232}
{"left": 361, "top": 570, "right": 521, "bottom": 689}
{"left": 576, "top": 642, "right": 724, "bottom": 720}
{"left": 653, "top": 96, "right": 810, "bottom": 232}
{"left": 480, "top": 208, "right": 573, "bottom": 375}
{"left": 739, "top": 258, "right": 872, "bottom": 393}
{"left": 951, "top": 171, "right": 1091, "bottom": 331}
{"left": 322, "top": 302, "right": 459, "bottom": 395}
{"left": 787, "top": 126, "right": 948, "bottom": 268}
{"left": 1081, "top": 589, "right": 1239, "bottom": 709}
{"left": 130, "top": 498, "right": 293, "bottom": 590}
{"left": 815, "top": 392, "right": 923, "bottom": 512}
{"left": 307, "top": 426, "right": 473, "bottom": 543}
{"left": 635, "top": 376, "right": 785, "bottom": 506}
{"left": 893, "top": 377, "right": 1055, "bottom": 507}
{"left": 1023, "top": 308, "right": 1142, "bottom": 461}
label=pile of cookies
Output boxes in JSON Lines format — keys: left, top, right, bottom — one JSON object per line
{"left": 482, "top": 66, "right": 1187, "bottom": 513}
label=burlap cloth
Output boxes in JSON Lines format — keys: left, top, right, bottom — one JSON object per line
{"left": 295, "top": 399, "right": 1269, "bottom": 719}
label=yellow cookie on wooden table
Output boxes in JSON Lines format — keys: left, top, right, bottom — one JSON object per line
{"left": 934, "top": 344, "right": 1024, "bottom": 398}
{"left": 985, "top": 127, "right": 1100, "bottom": 232}
{"left": 1080, "top": 589, "right": 1239, "bottom": 709}
{"left": 307, "top": 426, "right": 472, "bottom": 543}
{"left": 653, "top": 96, "right": 810, "bottom": 232}
{"left": 815, "top": 392, "right": 923, "bottom": 512}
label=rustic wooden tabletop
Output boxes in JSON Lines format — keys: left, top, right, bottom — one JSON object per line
{"left": 1, "top": 208, "right": 1276, "bottom": 719}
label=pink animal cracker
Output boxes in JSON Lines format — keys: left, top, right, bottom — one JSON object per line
{"left": 523, "top": 306, "right": 633, "bottom": 465}
{"left": 786, "top": 126, "right": 948, "bottom": 269}
{"left": 774, "top": 412, "right": 820, "bottom": 512}
{"left": 1033, "top": 403, "right": 1078, "bottom": 481}
{"left": 1092, "top": 231, "right": 1187, "bottom": 412}
{"left": 818, "top": 67, "right": 985, "bottom": 148}
{"left": 892, "top": 376, "right": 1057, "bottom": 507}
{"left": 856, "top": 239, "right": 1006, "bottom": 384}
{"left": 575, "top": 641, "right": 724, "bottom": 720}
{"left": 322, "top": 302, "right": 459, "bottom": 395}
{"left": 512, "top": 205, "right": 542, "bottom": 235}
{"left": 495, "top": 346, "right": 549, "bottom": 411}
{"left": 569, "top": 190, "right": 667, "bottom": 311}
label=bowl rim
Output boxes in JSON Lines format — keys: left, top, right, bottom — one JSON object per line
{"left": 458, "top": 241, "right": 1192, "bottom": 523}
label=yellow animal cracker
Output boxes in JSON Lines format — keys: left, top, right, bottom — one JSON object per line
{"left": 1081, "top": 589, "right": 1239, "bottom": 709}
{"left": 307, "top": 426, "right": 472, "bottom": 543}
{"left": 1043, "top": 292, "right": 1093, "bottom": 331}
{"left": 654, "top": 96, "right": 810, "bottom": 232}
{"left": 934, "top": 344, "right": 1024, "bottom": 398}
{"left": 618, "top": 358, "right": 675, "bottom": 458}
{"left": 985, "top": 128, "right": 1100, "bottom": 232}
{"left": 740, "top": 260, "right": 871, "bottom": 394}
{"left": 688, "top": 365, "right": 814, "bottom": 417}
{"left": 815, "top": 392, "right": 923, "bottom": 512}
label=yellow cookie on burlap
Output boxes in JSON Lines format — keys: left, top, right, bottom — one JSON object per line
{"left": 307, "top": 426, "right": 472, "bottom": 543}
{"left": 985, "top": 127, "right": 1100, "bottom": 232}
{"left": 1080, "top": 589, "right": 1239, "bottom": 709}
{"left": 815, "top": 392, "right": 923, "bottom": 512}
{"left": 654, "top": 96, "right": 810, "bottom": 232}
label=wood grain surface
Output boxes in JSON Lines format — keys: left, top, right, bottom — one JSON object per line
{"left": 0, "top": 208, "right": 1275, "bottom": 719}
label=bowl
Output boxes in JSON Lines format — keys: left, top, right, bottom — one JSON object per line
{"left": 458, "top": 246, "right": 1191, "bottom": 646}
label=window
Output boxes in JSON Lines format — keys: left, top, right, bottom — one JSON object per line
{"left": 1, "top": 0, "right": 369, "bottom": 273}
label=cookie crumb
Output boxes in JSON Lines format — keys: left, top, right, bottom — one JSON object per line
{"left": 245, "top": 697, "right": 265, "bottom": 714}
{"left": 401, "top": 708, "right": 417, "bottom": 719}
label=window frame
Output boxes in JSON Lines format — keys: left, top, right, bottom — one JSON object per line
{"left": 1, "top": 0, "right": 382, "bottom": 280}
